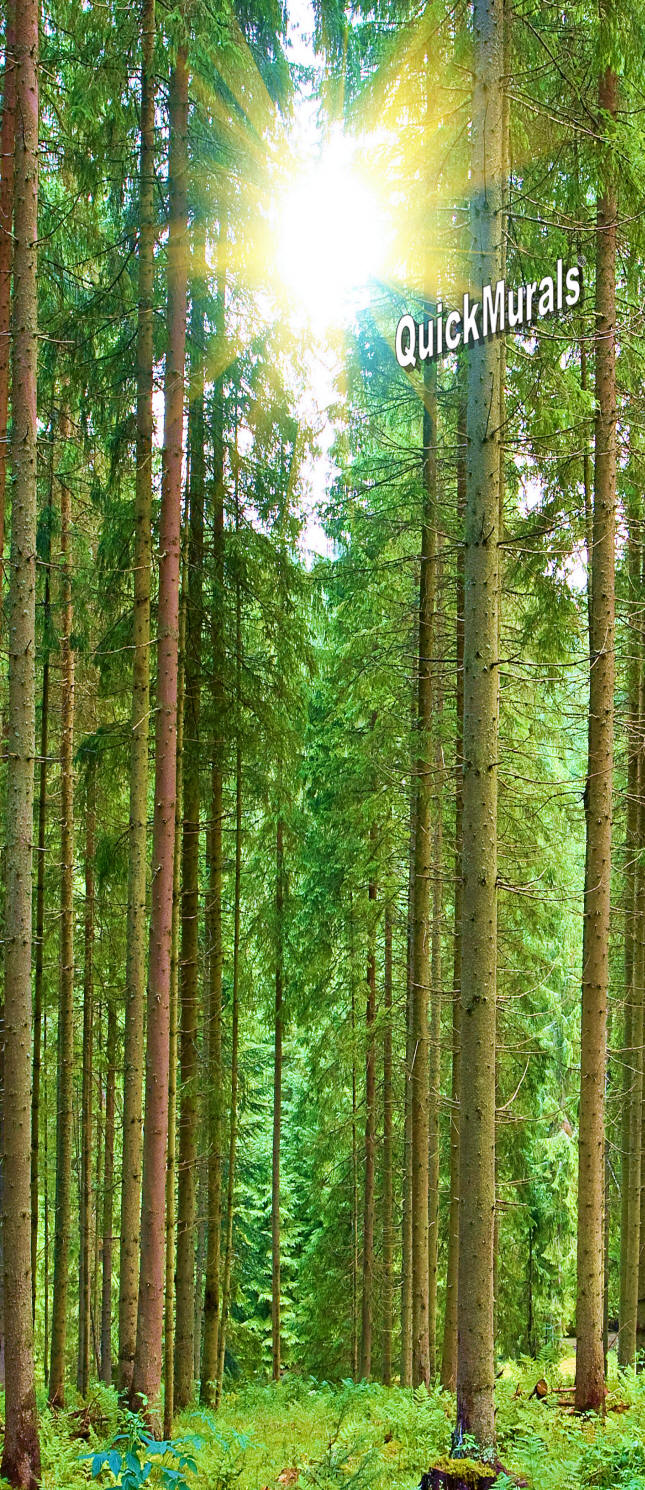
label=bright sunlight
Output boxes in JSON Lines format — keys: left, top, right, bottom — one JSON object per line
{"left": 275, "top": 135, "right": 388, "bottom": 330}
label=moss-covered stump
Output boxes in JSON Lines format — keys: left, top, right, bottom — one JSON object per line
{"left": 420, "top": 1458, "right": 499, "bottom": 1490}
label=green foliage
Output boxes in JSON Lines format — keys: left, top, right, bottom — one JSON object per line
{"left": 83, "top": 1411, "right": 203, "bottom": 1490}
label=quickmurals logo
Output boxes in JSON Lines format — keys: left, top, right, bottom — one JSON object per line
{"left": 395, "top": 257, "right": 581, "bottom": 367}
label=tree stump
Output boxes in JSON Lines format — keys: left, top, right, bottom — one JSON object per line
{"left": 420, "top": 1459, "right": 499, "bottom": 1490}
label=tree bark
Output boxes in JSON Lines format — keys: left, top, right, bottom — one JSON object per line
{"left": 272, "top": 817, "right": 285, "bottom": 1382}
{"left": 400, "top": 771, "right": 416, "bottom": 1386}
{"left": 165, "top": 549, "right": 186, "bottom": 1434}
{"left": 575, "top": 23, "right": 617, "bottom": 1414}
{"left": 119, "top": 0, "right": 156, "bottom": 1395}
{"left": 429, "top": 631, "right": 444, "bottom": 1377}
{"left": 456, "top": 0, "right": 503, "bottom": 1450}
{"left": 78, "top": 754, "right": 96, "bottom": 1397}
{"left": 200, "top": 382, "right": 225, "bottom": 1404}
{"left": 175, "top": 282, "right": 206, "bottom": 1410}
{"left": 31, "top": 429, "right": 54, "bottom": 1323}
{"left": 636, "top": 578, "right": 645, "bottom": 1356}
{"left": 1, "top": 0, "right": 41, "bottom": 1472}
{"left": 441, "top": 391, "right": 465, "bottom": 1392}
{"left": 49, "top": 460, "right": 75, "bottom": 1409}
{"left": 130, "top": 47, "right": 189, "bottom": 1422}
{"left": 216, "top": 502, "right": 243, "bottom": 1406}
{"left": 619, "top": 498, "right": 642, "bottom": 1366}
{"left": 0, "top": 0, "right": 15, "bottom": 610}
{"left": 411, "top": 357, "right": 438, "bottom": 1388}
{"left": 100, "top": 993, "right": 117, "bottom": 1384}
{"left": 360, "top": 867, "right": 377, "bottom": 1380}
{"left": 382, "top": 904, "right": 393, "bottom": 1386}
{"left": 350, "top": 907, "right": 359, "bottom": 1379}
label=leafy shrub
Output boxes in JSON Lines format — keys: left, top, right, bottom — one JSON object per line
{"left": 83, "top": 1409, "right": 203, "bottom": 1490}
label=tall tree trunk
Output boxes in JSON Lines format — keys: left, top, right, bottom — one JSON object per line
{"left": 350, "top": 914, "right": 359, "bottom": 1379}
{"left": 428, "top": 641, "right": 443, "bottom": 1377}
{"left": 175, "top": 284, "right": 206, "bottom": 1410}
{"left": 411, "top": 357, "right": 438, "bottom": 1388}
{"left": 201, "top": 379, "right": 225, "bottom": 1404}
{"left": 382, "top": 904, "right": 393, "bottom": 1386}
{"left": 78, "top": 754, "right": 96, "bottom": 1397}
{"left": 272, "top": 818, "right": 285, "bottom": 1382}
{"left": 441, "top": 391, "right": 465, "bottom": 1392}
{"left": 194, "top": 1157, "right": 207, "bottom": 1382}
{"left": 31, "top": 436, "right": 53, "bottom": 1322}
{"left": 100, "top": 993, "right": 116, "bottom": 1384}
{"left": 575, "top": 19, "right": 617, "bottom": 1414}
{"left": 0, "top": 0, "right": 15, "bottom": 606}
{"left": 360, "top": 869, "right": 377, "bottom": 1380}
{"left": 400, "top": 773, "right": 416, "bottom": 1386}
{"left": 130, "top": 47, "right": 189, "bottom": 1421}
{"left": 119, "top": 0, "right": 156, "bottom": 1395}
{"left": 636, "top": 587, "right": 645, "bottom": 1356}
{"left": 49, "top": 462, "right": 75, "bottom": 1409}
{"left": 1, "top": 0, "right": 41, "bottom": 1472}
{"left": 619, "top": 498, "right": 642, "bottom": 1366}
{"left": 91, "top": 1010, "right": 103, "bottom": 1377}
{"left": 216, "top": 525, "right": 243, "bottom": 1407}
{"left": 456, "top": 0, "right": 503, "bottom": 1450}
{"left": 165, "top": 552, "right": 186, "bottom": 1434}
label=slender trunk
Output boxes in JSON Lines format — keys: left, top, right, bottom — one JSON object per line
{"left": 175, "top": 286, "right": 206, "bottom": 1409}
{"left": 131, "top": 48, "right": 188, "bottom": 1421}
{"left": 43, "top": 994, "right": 49, "bottom": 1385}
{"left": 428, "top": 651, "right": 443, "bottom": 1377}
{"left": 456, "top": 0, "right": 503, "bottom": 1449}
{"left": 360, "top": 869, "right": 377, "bottom": 1380}
{"left": 91, "top": 1026, "right": 102, "bottom": 1377}
{"left": 350, "top": 955, "right": 359, "bottom": 1378}
{"left": 165, "top": 552, "right": 187, "bottom": 1434}
{"left": 0, "top": 12, "right": 16, "bottom": 1376}
{"left": 49, "top": 464, "right": 75, "bottom": 1409}
{"left": 100, "top": 994, "right": 117, "bottom": 1384}
{"left": 636, "top": 593, "right": 645, "bottom": 1354}
{"left": 272, "top": 818, "right": 285, "bottom": 1382}
{"left": 31, "top": 434, "right": 53, "bottom": 1321}
{"left": 201, "top": 389, "right": 225, "bottom": 1403}
{"left": 382, "top": 905, "right": 393, "bottom": 1386}
{"left": 1, "top": 0, "right": 41, "bottom": 1472}
{"left": 78, "top": 755, "right": 96, "bottom": 1397}
{"left": 0, "top": 0, "right": 15, "bottom": 605}
{"left": 194, "top": 1157, "right": 207, "bottom": 1382}
{"left": 400, "top": 768, "right": 416, "bottom": 1386}
{"left": 441, "top": 391, "right": 465, "bottom": 1391}
{"left": 119, "top": 0, "right": 156, "bottom": 1394}
{"left": 575, "top": 24, "right": 617, "bottom": 1414}
{"left": 411, "top": 358, "right": 438, "bottom": 1388}
{"left": 619, "top": 499, "right": 642, "bottom": 1366}
{"left": 216, "top": 537, "right": 243, "bottom": 1407}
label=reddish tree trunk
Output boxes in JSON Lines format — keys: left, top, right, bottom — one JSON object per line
{"left": 575, "top": 33, "right": 617, "bottom": 1414}
{"left": 175, "top": 284, "right": 205, "bottom": 1409}
{"left": 119, "top": 0, "right": 157, "bottom": 1394}
{"left": 49, "top": 460, "right": 75, "bottom": 1409}
{"left": 0, "top": 0, "right": 16, "bottom": 602}
{"left": 130, "top": 49, "right": 189, "bottom": 1422}
{"left": 1, "top": 0, "right": 41, "bottom": 1474}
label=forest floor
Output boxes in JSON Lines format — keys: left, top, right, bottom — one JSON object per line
{"left": 10, "top": 1353, "right": 645, "bottom": 1490}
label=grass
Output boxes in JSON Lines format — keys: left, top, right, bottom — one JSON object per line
{"left": 4, "top": 1352, "right": 645, "bottom": 1490}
